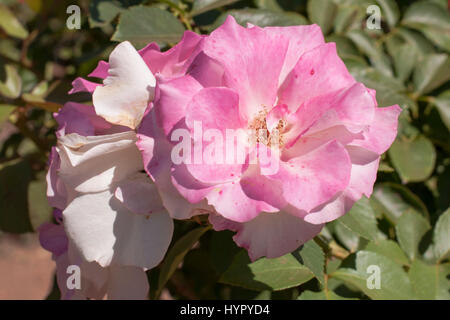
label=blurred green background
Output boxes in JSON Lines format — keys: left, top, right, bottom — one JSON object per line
{"left": 0, "top": 0, "right": 449, "bottom": 300}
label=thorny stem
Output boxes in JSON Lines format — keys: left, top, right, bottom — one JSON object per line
{"left": 314, "top": 235, "right": 350, "bottom": 260}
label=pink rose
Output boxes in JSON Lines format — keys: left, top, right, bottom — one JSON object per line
{"left": 138, "top": 16, "right": 401, "bottom": 260}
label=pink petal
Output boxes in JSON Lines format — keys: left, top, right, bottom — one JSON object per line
{"left": 156, "top": 75, "right": 203, "bottom": 136}
{"left": 38, "top": 222, "right": 68, "bottom": 257}
{"left": 187, "top": 52, "right": 225, "bottom": 88}
{"left": 203, "top": 16, "right": 289, "bottom": 121}
{"left": 137, "top": 112, "right": 213, "bottom": 219}
{"left": 278, "top": 43, "right": 355, "bottom": 112}
{"left": 304, "top": 146, "right": 380, "bottom": 224}
{"left": 350, "top": 104, "right": 402, "bottom": 154}
{"left": 88, "top": 60, "right": 109, "bottom": 79}
{"left": 54, "top": 102, "right": 112, "bottom": 137}
{"left": 140, "top": 31, "right": 203, "bottom": 78}
{"left": 209, "top": 211, "right": 323, "bottom": 261}
{"left": 205, "top": 179, "right": 279, "bottom": 223}
{"left": 184, "top": 87, "right": 245, "bottom": 184}
{"left": 263, "top": 24, "right": 325, "bottom": 85}
{"left": 68, "top": 77, "right": 101, "bottom": 94}
{"left": 270, "top": 140, "right": 351, "bottom": 213}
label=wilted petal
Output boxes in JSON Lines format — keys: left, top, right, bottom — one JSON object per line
{"left": 57, "top": 131, "right": 142, "bottom": 193}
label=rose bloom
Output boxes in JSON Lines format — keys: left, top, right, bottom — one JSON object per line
{"left": 40, "top": 37, "right": 206, "bottom": 298}
{"left": 138, "top": 16, "right": 401, "bottom": 261}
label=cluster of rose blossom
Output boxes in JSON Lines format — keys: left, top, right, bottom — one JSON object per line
{"left": 39, "top": 16, "right": 401, "bottom": 299}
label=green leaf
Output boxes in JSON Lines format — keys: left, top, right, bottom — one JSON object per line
{"left": 112, "top": 6, "right": 185, "bottom": 47}
{"left": 332, "top": 251, "right": 414, "bottom": 299}
{"left": 365, "top": 239, "right": 410, "bottom": 266}
{"left": 27, "top": 171, "right": 53, "bottom": 231}
{"left": 347, "top": 30, "right": 393, "bottom": 77}
{"left": 333, "top": 5, "right": 358, "bottom": 34}
{"left": 395, "top": 210, "right": 431, "bottom": 261}
{"left": 413, "top": 54, "right": 450, "bottom": 95}
{"left": 434, "top": 91, "right": 450, "bottom": 132}
{"left": 212, "top": 9, "right": 308, "bottom": 29}
{"left": 402, "top": 1, "right": 450, "bottom": 51}
{"left": 0, "top": 4, "right": 29, "bottom": 39}
{"left": 331, "top": 220, "right": 360, "bottom": 252}
{"left": 388, "top": 135, "right": 436, "bottom": 183}
{"left": 89, "top": 0, "right": 142, "bottom": 27}
{"left": 327, "top": 34, "right": 360, "bottom": 59}
{"left": 298, "top": 240, "right": 325, "bottom": 284}
{"left": 192, "top": 0, "right": 240, "bottom": 16}
{"left": 337, "top": 196, "right": 378, "bottom": 241}
{"left": 396, "top": 27, "right": 435, "bottom": 57}
{"left": 409, "top": 260, "right": 450, "bottom": 300}
{"left": 0, "top": 39, "right": 21, "bottom": 61}
{"left": 30, "top": 81, "right": 48, "bottom": 97}
{"left": 391, "top": 43, "right": 417, "bottom": 82}
{"left": 433, "top": 208, "right": 450, "bottom": 262}
{"left": 254, "top": 0, "right": 283, "bottom": 12}
{"left": 220, "top": 251, "right": 313, "bottom": 291}
{"left": 0, "top": 159, "right": 34, "bottom": 233}
{"left": 307, "top": 0, "right": 337, "bottom": 35}
{"left": 298, "top": 290, "right": 355, "bottom": 300}
{"left": 371, "top": 182, "right": 429, "bottom": 224}
{"left": 0, "top": 104, "right": 15, "bottom": 123}
{"left": 0, "top": 64, "right": 22, "bottom": 99}
{"left": 375, "top": 0, "right": 400, "bottom": 27}
{"left": 156, "top": 226, "right": 210, "bottom": 297}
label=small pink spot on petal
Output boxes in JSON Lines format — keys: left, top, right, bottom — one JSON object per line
{"left": 310, "top": 69, "right": 315, "bottom": 75}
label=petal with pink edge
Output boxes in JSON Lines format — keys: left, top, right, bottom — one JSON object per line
{"left": 46, "top": 147, "right": 67, "bottom": 209}
{"left": 92, "top": 41, "right": 156, "bottom": 129}
{"left": 69, "top": 77, "right": 101, "bottom": 94}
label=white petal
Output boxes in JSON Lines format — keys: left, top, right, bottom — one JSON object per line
{"left": 114, "top": 172, "right": 165, "bottom": 215}
{"left": 107, "top": 266, "right": 149, "bottom": 300}
{"left": 63, "top": 190, "right": 174, "bottom": 269}
{"left": 57, "top": 131, "right": 142, "bottom": 193}
{"left": 93, "top": 41, "right": 156, "bottom": 129}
